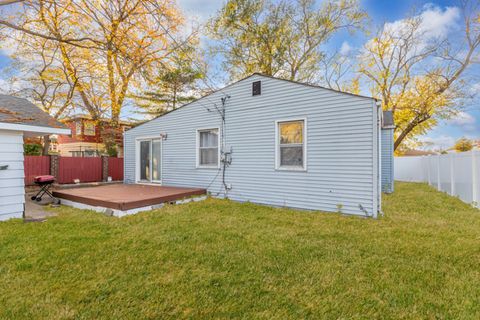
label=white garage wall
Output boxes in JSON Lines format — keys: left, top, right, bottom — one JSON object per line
{"left": 0, "top": 130, "right": 25, "bottom": 220}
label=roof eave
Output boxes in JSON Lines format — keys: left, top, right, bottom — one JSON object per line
{"left": 251, "top": 73, "right": 378, "bottom": 101}
{"left": 0, "top": 122, "right": 71, "bottom": 135}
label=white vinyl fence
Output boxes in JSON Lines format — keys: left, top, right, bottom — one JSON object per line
{"left": 395, "top": 151, "right": 480, "bottom": 208}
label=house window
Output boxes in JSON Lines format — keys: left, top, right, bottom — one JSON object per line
{"left": 84, "top": 149, "right": 98, "bottom": 157}
{"left": 276, "top": 119, "right": 306, "bottom": 170}
{"left": 197, "top": 128, "right": 219, "bottom": 167}
{"left": 84, "top": 121, "right": 96, "bottom": 136}
{"left": 75, "top": 121, "right": 82, "bottom": 136}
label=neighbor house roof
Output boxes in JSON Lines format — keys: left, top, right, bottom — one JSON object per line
{"left": 61, "top": 114, "right": 133, "bottom": 126}
{"left": 0, "top": 95, "right": 71, "bottom": 135}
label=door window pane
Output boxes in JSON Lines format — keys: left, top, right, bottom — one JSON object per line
{"left": 152, "top": 139, "right": 161, "bottom": 181}
{"left": 140, "top": 141, "right": 150, "bottom": 180}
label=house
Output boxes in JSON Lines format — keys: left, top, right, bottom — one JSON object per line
{"left": 0, "top": 95, "right": 70, "bottom": 221}
{"left": 56, "top": 115, "right": 131, "bottom": 157}
{"left": 125, "top": 74, "right": 390, "bottom": 217}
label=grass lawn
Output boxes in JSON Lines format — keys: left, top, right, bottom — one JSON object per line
{"left": 1, "top": 182, "right": 479, "bottom": 319}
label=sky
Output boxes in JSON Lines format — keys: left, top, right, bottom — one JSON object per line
{"left": 0, "top": 0, "right": 479, "bottom": 150}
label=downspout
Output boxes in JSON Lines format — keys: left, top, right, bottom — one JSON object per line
{"left": 376, "top": 100, "right": 383, "bottom": 217}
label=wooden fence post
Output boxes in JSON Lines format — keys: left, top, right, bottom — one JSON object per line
{"left": 102, "top": 156, "right": 109, "bottom": 182}
{"left": 472, "top": 150, "right": 478, "bottom": 207}
{"left": 50, "top": 155, "right": 59, "bottom": 180}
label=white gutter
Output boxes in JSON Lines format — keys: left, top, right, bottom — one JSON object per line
{"left": 0, "top": 122, "right": 71, "bottom": 135}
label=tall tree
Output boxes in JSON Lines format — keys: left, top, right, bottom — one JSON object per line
{"left": 132, "top": 49, "right": 204, "bottom": 117}
{"left": 0, "top": 0, "right": 190, "bottom": 126}
{"left": 10, "top": 37, "right": 77, "bottom": 119}
{"left": 359, "top": 1, "right": 480, "bottom": 150}
{"left": 207, "top": 0, "right": 367, "bottom": 82}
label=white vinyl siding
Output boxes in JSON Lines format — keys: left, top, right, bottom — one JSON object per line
{"left": 125, "top": 74, "right": 379, "bottom": 216}
{"left": 0, "top": 130, "right": 24, "bottom": 220}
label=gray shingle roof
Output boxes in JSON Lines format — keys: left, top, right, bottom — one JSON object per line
{"left": 0, "top": 95, "right": 67, "bottom": 129}
{"left": 382, "top": 111, "right": 394, "bottom": 128}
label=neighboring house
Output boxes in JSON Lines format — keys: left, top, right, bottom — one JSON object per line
{"left": 125, "top": 74, "right": 390, "bottom": 217}
{"left": 381, "top": 111, "right": 395, "bottom": 194}
{"left": 0, "top": 95, "right": 70, "bottom": 221}
{"left": 56, "top": 115, "right": 131, "bottom": 157}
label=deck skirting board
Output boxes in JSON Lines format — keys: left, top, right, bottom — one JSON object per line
{"left": 59, "top": 196, "right": 207, "bottom": 217}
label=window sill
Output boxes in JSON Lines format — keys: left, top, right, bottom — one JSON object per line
{"left": 275, "top": 167, "right": 307, "bottom": 172}
{"left": 196, "top": 166, "right": 220, "bottom": 170}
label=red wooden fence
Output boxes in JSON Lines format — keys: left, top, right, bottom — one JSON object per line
{"left": 24, "top": 156, "right": 123, "bottom": 185}
{"left": 108, "top": 157, "right": 124, "bottom": 181}
{"left": 58, "top": 157, "right": 103, "bottom": 184}
{"left": 24, "top": 156, "right": 50, "bottom": 186}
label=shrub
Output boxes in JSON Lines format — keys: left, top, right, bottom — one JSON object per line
{"left": 24, "top": 143, "right": 42, "bottom": 155}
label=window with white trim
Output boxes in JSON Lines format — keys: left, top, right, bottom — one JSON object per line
{"left": 197, "top": 128, "right": 219, "bottom": 167}
{"left": 75, "top": 121, "right": 82, "bottom": 136}
{"left": 84, "top": 121, "right": 96, "bottom": 136}
{"left": 277, "top": 120, "right": 305, "bottom": 169}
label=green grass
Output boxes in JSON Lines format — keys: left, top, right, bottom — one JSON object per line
{"left": 1, "top": 182, "right": 479, "bottom": 319}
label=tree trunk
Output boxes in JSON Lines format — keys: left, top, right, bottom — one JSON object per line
{"left": 42, "top": 134, "right": 50, "bottom": 155}
{"left": 393, "top": 114, "right": 431, "bottom": 150}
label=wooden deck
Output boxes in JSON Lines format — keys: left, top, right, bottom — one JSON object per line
{"left": 53, "top": 184, "right": 206, "bottom": 211}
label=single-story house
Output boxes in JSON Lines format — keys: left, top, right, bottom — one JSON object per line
{"left": 0, "top": 95, "right": 70, "bottom": 221}
{"left": 125, "top": 74, "right": 392, "bottom": 217}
